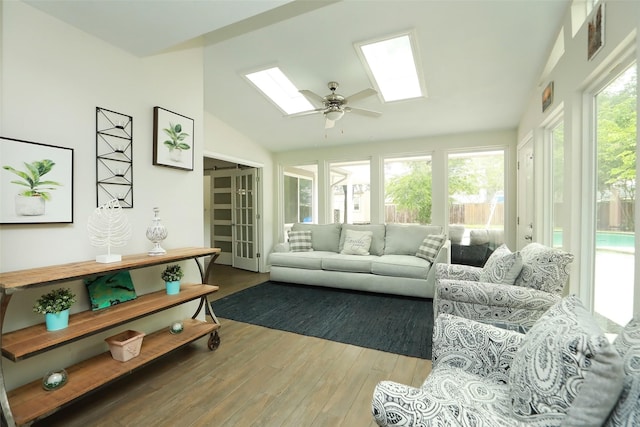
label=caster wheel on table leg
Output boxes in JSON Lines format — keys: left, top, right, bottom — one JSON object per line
{"left": 208, "top": 332, "right": 220, "bottom": 350}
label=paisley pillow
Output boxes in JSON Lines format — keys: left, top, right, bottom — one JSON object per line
{"left": 509, "top": 295, "right": 624, "bottom": 424}
{"left": 479, "top": 244, "right": 523, "bottom": 284}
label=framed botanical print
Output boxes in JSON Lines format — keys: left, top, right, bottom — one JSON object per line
{"left": 0, "top": 137, "right": 74, "bottom": 224}
{"left": 153, "top": 106, "right": 194, "bottom": 171}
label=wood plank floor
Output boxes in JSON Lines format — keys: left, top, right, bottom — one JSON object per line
{"left": 32, "top": 265, "right": 432, "bottom": 427}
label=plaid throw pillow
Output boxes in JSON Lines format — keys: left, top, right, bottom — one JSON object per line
{"left": 415, "top": 234, "right": 446, "bottom": 262}
{"left": 288, "top": 230, "right": 313, "bottom": 252}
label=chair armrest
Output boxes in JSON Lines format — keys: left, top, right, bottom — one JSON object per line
{"left": 372, "top": 381, "right": 453, "bottom": 427}
{"left": 435, "top": 262, "right": 482, "bottom": 282}
{"left": 432, "top": 314, "right": 525, "bottom": 383}
{"left": 436, "top": 280, "right": 560, "bottom": 309}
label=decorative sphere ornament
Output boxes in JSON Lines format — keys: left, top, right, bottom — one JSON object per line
{"left": 146, "top": 207, "right": 168, "bottom": 256}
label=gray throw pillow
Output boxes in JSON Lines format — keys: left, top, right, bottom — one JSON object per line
{"left": 385, "top": 224, "right": 442, "bottom": 255}
{"left": 415, "top": 234, "right": 446, "bottom": 263}
{"left": 605, "top": 317, "right": 640, "bottom": 427}
{"left": 287, "top": 230, "right": 313, "bottom": 252}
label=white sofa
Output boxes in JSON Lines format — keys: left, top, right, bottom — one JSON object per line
{"left": 268, "top": 223, "right": 450, "bottom": 298}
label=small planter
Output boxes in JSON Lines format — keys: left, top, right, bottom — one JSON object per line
{"left": 165, "top": 280, "right": 180, "bottom": 295}
{"left": 105, "top": 330, "right": 145, "bottom": 362}
{"left": 45, "top": 309, "right": 70, "bottom": 331}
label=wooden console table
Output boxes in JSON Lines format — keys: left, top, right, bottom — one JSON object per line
{"left": 0, "top": 247, "right": 221, "bottom": 426}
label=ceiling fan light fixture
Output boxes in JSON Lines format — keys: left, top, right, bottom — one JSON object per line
{"left": 325, "top": 109, "right": 344, "bottom": 121}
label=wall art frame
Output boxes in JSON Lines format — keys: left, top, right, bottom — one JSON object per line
{"left": 153, "top": 106, "right": 194, "bottom": 171}
{"left": 96, "top": 107, "right": 133, "bottom": 208}
{"left": 0, "top": 136, "right": 74, "bottom": 224}
{"left": 587, "top": 2, "right": 605, "bottom": 61}
{"left": 542, "top": 81, "right": 554, "bottom": 113}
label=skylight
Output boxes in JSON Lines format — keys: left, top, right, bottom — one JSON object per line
{"left": 245, "top": 67, "right": 313, "bottom": 115}
{"left": 357, "top": 33, "right": 424, "bottom": 102}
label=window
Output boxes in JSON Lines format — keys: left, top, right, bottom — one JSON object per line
{"left": 551, "top": 121, "right": 565, "bottom": 248}
{"left": 448, "top": 151, "right": 505, "bottom": 243}
{"left": 329, "top": 160, "right": 370, "bottom": 224}
{"left": 356, "top": 32, "right": 424, "bottom": 102}
{"left": 592, "top": 63, "right": 636, "bottom": 330}
{"left": 284, "top": 165, "right": 316, "bottom": 225}
{"left": 245, "top": 67, "right": 313, "bottom": 115}
{"left": 384, "top": 155, "right": 432, "bottom": 224}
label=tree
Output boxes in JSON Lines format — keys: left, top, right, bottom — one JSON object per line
{"left": 386, "top": 161, "right": 432, "bottom": 224}
{"left": 596, "top": 68, "right": 636, "bottom": 230}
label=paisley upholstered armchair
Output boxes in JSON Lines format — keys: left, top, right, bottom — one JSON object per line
{"left": 434, "top": 242, "right": 574, "bottom": 329}
{"left": 372, "top": 296, "right": 638, "bottom": 426}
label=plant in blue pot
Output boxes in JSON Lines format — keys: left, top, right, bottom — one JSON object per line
{"left": 161, "top": 264, "right": 183, "bottom": 295}
{"left": 33, "top": 288, "right": 76, "bottom": 331}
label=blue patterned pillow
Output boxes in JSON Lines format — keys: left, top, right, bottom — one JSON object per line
{"left": 479, "top": 244, "right": 523, "bottom": 284}
{"left": 509, "top": 296, "right": 624, "bottom": 424}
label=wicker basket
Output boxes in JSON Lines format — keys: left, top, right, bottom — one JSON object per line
{"left": 105, "top": 330, "right": 145, "bottom": 362}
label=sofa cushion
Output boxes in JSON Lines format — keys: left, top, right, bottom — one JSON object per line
{"left": 479, "top": 244, "right": 523, "bottom": 285}
{"left": 371, "top": 255, "right": 430, "bottom": 280}
{"left": 341, "top": 229, "right": 373, "bottom": 255}
{"left": 269, "top": 251, "right": 332, "bottom": 270}
{"left": 287, "top": 230, "right": 313, "bottom": 252}
{"left": 321, "top": 254, "right": 375, "bottom": 273}
{"left": 385, "top": 224, "right": 442, "bottom": 255}
{"left": 514, "top": 242, "right": 574, "bottom": 294}
{"left": 338, "top": 224, "right": 386, "bottom": 256}
{"left": 415, "top": 234, "right": 446, "bottom": 262}
{"left": 292, "top": 223, "right": 341, "bottom": 252}
{"left": 509, "top": 295, "right": 624, "bottom": 424}
{"left": 605, "top": 317, "right": 640, "bottom": 427}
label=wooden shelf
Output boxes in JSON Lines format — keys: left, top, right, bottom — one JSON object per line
{"left": 7, "top": 318, "right": 219, "bottom": 426}
{"left": 2, "top": 284, "right": 219, "bottom": 361}
{"left": 0, "top": 247, "right": 220, "bottom": 291}
{"left": 0, "top": 247, "right": 222, "bottom": 426}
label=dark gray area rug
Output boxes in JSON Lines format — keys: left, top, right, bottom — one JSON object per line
{"left": 213, "top": 281, "right": 433, "bottom": 359}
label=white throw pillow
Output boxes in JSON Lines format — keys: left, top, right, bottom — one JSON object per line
{"left": 340, "top": 229, "right": 373, "bottom": 256}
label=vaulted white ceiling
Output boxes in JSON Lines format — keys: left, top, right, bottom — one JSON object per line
{"left": 24, "top": 0, "right": 570, "bottom": 152}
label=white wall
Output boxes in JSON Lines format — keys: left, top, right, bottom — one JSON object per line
{"left": 517, "top": 1, "right": 640, "bottom": 301}
{"left": 0, "top": 2, "right": 206, "bottom": 389}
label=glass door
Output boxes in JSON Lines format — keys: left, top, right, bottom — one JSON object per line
{"left": 592, "top": 63, "right": 636, "bottom": 330}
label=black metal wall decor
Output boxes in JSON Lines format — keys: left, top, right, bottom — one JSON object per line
{"left": 96, "top": 107, "right": 133, "bottom": 208}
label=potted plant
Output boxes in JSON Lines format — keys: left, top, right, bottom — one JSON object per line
{"left": 162, "top": 123, "right": 190, "bottom": 162}
{"left": 33, "top": 288, "right": 76, "bottom": 331}
{"left": 161, "top": 264, "right": 183, "bottom": 295}
{"left": 2, "top": 159, "right": 61, "bottom": 216}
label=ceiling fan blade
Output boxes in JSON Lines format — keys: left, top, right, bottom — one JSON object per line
{"left": 325, "top": 117, "right": 335, "bottom": 129}
{"left": 344, "top": 88, "right": 377, "bottom": 103}
{"left": 348, "top": 107, "right": 382, "bottom": 117}
{"left": 299, "top": 89, "right": 325, "bottom": 105}
{"left": 287, "top": 108, "right": 325, "bottom": 118}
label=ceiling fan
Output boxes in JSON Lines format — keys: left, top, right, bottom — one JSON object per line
{"left": 291, "top": 81, "right": 381, "bottom": 129}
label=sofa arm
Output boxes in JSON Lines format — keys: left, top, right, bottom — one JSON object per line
{"left": 432, "top": 314, "right": 525, "bottom": 383}
{"left": 272, "top": 242, "right": 290, "bottom": 252}
{"left": 435, "top": 262, "right": 482, "bottom": 282}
